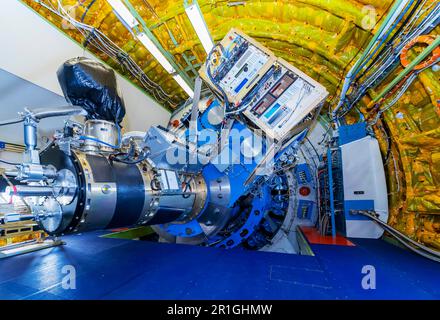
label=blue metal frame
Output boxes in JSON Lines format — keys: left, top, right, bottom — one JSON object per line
{"left": 338, "top": 122, "right": 367, "bottom": 146}
{"left": 327, "top": 148, "right": 336, "bottom": 237}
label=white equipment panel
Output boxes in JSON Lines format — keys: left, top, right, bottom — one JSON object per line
{"left": 340, "top": 136, "right": 389, "bottom": 239}
{"left": 200, "top": 29, "right": 275, "bottom": 105}
{"left": 220, "top": 45, "right": 270, "bottom": 98}
{"left": 242, "top": 59, "right": 328, "bottom": 141}
{"left": 200, "top": 29, "right": 328, "bottom": 142}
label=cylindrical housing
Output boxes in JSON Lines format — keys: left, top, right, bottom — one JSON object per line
{"left": 83, "top": 120, "right": 119, "bottom": 152}
{"left": 73, "top": 153, "right": 200, "bottom": 232}
{"left": 23, "top": 118, "right": 37, "bottom": 151}
{"left": 35, "top": 145, "right": 208, "bottom": 235}
{"left": 6, "top": 185, "right": 53, "bottom": 197}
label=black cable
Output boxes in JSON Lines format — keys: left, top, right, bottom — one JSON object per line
{"left": 328, "top": 0, "right": 396, "bottom": 120}
{"left": 112, "top": 154, "right": 148, "bottom": 165}
{"left": 0, "top": 159, "right": 20, "bottom": 166}
{"left": 81, "top": 0, "right": 97, "bottom": 22}
{"left": 305, "top": 137, "right": 320, "bottom": 161}
{"left": 0, "top": 118, "right": 24, "bottom": 126}
{"left": 378, "top": 122, "right": 392, "bottom": 164}
{"left": 354, "top": 0, "right": 422, "bottom": 83}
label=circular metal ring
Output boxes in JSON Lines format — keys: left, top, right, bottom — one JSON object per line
{"left": 400, "top": 35, "right": 440, "bottom": 71}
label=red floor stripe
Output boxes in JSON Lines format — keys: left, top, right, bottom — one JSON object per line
{"left": 300, "top": 226, "right": 355, "bottom": 246}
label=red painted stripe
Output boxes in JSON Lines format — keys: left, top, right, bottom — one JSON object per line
{"left": 300, "top": 226, "right": 355, "bottom": 246}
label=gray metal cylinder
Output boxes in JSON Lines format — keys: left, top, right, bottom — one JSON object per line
{"left": 6, "top": 185, "right": 53, "bottom": 197}
{"left": 82, "top": 120, "right": 119, "bottom": 152}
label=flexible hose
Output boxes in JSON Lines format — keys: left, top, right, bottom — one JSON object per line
{"left": 0, "top": 118, "right": 23, "bottom": 126}
{"left": 0, "top": 159, "right": 20, "bottom": 166}
{"left": 79, "top": 136, "right": 119, "bottom": 149}
{"left": 353, "top": 210, "right": 440, "bottom": 263}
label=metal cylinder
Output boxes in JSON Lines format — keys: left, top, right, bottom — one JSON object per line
{"left": 60, "top": 152, "right": 206, "bottom": 233}
{"left": 34, "top": 145, "right": 208, "bottom": 236}
{"left": 23, "top": 118, "right": 37, "bottom": 151}
{"left": 82, "top": 120, "right": 119, "bottom": 152}
{"left": 6, "top": 185, "right": 53, "bottom": 197}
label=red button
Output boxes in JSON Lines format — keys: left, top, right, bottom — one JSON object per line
{"left": 299, "top": 186, "right": 311, "bottom": 196}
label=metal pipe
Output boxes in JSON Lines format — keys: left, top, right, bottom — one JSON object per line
{"left": 27, "top": 106, "right": 86, "bottom": 120}
{"left": 353, "top": 210, "right": 440, "bottom": 262}
{"left": 368, "top": 36, "right": 440, "bottom": 107}
{"left": 333, "top": 0, "right": 409, "bottom": 121}
{"left": 4, "top": 171, "right": 18, "bottom": 177}
{"left": 327, "top": 148, "right": 336, "bottom": 237}
{"left": 3, "top": 213, "right": 35, "bottom": 223}
{"left": 5, "top": 185, "right": 53, "bottom": 197}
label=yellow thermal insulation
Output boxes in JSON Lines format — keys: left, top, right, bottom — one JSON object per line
{"left": 370, "top": 38, "right": 440, "bottom": 250}
{"left": 21, "top": 0, "right": 392, "bottom": 107}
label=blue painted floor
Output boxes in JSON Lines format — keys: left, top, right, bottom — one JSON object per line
{"left": 0, "top": 232, "right": 439, "bottom": 299}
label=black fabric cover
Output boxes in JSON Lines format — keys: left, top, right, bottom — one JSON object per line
{"left": 57, "top": 57, "right": 125, "bottom": 124}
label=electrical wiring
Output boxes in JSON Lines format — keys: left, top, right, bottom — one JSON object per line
{"left": 205, "top": 43, "right": 231, "bottom": 112}
{"left": 0, "top": 118, "right": 24, "bottom": 126}
{"left": 37, "top": 0, "right": 177, "bottom": 109}
{"left": 81, "top": 0, "right": 96, "bottom": 22}
{"left": 334, "top": 0, "right": 439, "bottom": 120}
{"left": 226, "top": 66, "right": 283, "bottom": 117}
{"left": 0, "top": 159, "right": 20, "bottom": 166}
{"left": 362, "top": 2, "right": 439, "bottom": 88}
{"left": 110, "top": 152, "right": 149, "bottom": 164}
{"left": 355, "top": 0, "right": 422, "bottom": 83}
{"left": 369, "top": 73, "right": 418, "bottom": 125}
{"left": 357, "top": 2, "right": 439, "bottom": 89}
{"left": 331, "top": 0, "right": 405, "bottom": 122}
{"left": 368, "top": 58, "right": 439, "bottom": 126}
{"left": 277, "top": 82, "right": 311, "bottom": 128}
{"left": 327, "top": 0, "right": 396, "bottom": 122}
{"left": 79, "top": 135, "right": 120, "bottom": 149}
{"left": 353, "top": 0, "right": 416, "bottom": 77}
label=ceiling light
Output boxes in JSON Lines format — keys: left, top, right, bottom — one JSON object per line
{"left": 173, "top": 74, "right": 194, "bottom": 97}
{"left": 185, "top": 2, "right": 214, "bottom": 54}
{"left": 106, "top": 0, "right": 138, "bottom": 29}
{"left": 105, "top": 4, "right": 194, "bottom": 97}
{"left": 137, "top": 32, "right": 175, "bottom": 74}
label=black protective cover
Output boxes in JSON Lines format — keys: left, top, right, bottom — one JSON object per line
{"left": 57, "top": 57, "right": 126, "bottom": 124}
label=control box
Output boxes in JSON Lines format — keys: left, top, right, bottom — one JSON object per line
{"left": 199, "top": 29, "right": 276, "bottom": 105}
{"left": 242, "top": 59, "right": 328, "bottom": 141}
{"left": 200, "top": 29, "right": 329, "bottom": 142}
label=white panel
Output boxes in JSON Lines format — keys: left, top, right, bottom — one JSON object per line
{"left": 341, "top": 137, "right": 378, "bottom": 201}
{"left": 346, "top": 221, "right": 384, "bottom": 239}
{"left": 0, "top": 0, "right": 170, "bottom": 133}
{"left": 221, "top": 45, "right": 269, "bottom": 97}
{"left": 340, "top": 136, "right": 389, "bottom": 239}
